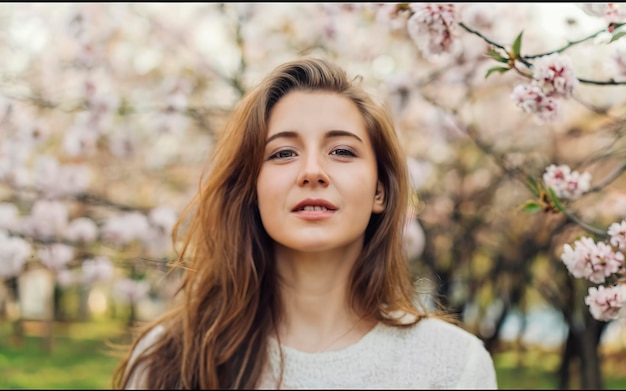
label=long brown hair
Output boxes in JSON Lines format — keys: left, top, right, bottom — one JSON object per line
{"left": 112, "top": 57, "right": 436, "bottom": 389}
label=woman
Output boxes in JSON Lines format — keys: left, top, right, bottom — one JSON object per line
{"left": 112, "top": 57, "right": 498, "bottom": 389}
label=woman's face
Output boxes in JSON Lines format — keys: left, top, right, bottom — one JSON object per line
{"left": 256, "top": 91, "right": 385, "bottom": 254}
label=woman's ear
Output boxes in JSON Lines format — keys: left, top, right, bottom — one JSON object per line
{"left": 373, "top": 182, "right": 385, "bottom": 214}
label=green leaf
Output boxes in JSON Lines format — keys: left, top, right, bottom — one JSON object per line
{"left": 511, "top": 31, "right": 523, "bottom": 57}
{"left": 486, "top": 48, "right": 509, "bottom": 63}
{"left": 521, "top": 200, "right": 542, "bottom": 214}
{"left": 610, "top": 31, "right": 626, "bottom": 43}
{"left": 526, "top": 176, "right": 540, "bottom": 197}
{"left": 547, "top": 187, "right": 565, "bottom": 213}
{"left": 485, "top": 66, "right": 510, "bottom": 79}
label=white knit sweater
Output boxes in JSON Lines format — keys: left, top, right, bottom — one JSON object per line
{"left": 126, "top": 318, "right": 498, "bottom": 389}
{"left": 259, "top": 317, "right": 497, "bottom": 389}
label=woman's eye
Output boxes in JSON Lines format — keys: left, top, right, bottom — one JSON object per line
{"left": 330, "top": 148, "right": 356, "bottom": 157}
{"left": 269, "top": 150, "right": 296, "bottom": 159}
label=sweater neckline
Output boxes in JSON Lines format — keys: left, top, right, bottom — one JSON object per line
{"left": 268, "top": 321, "right": 383, "bottom": 359}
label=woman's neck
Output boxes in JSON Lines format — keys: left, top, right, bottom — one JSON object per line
{"left": 273, "top": 245, "right": 371, "bottom": 352}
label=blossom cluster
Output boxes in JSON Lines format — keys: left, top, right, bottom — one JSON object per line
{"left": 542, "top": 164, "right": 592, "bottom": 200}
{"left": 581, "top": 3, "right": 626, "bottom": 24}
{"left": 0, "top": 200, "right": 177, "bottom": 284}
{"left": 406, "top": 3, "right": 458, "bottom": 57}
{"left": 561, "top": 220, "right": 626, "bottom": 321}
{"left": 510, "top": 53, "right": 579, "bottom": 123}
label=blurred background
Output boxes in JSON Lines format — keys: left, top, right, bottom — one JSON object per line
{"left": 1, "top": 3, "right": 625, "bottom": 389}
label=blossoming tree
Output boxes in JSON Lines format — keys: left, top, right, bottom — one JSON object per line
{"left": 1, "top": 2, "right": 626, "bottom": 388}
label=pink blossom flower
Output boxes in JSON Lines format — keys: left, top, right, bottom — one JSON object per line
{"left": 56, "top": 268, "right": 77, "bottom": 287}
{"left": 64, "top": 217, "right": 99, "bottom": 244}
{"left": 542, "top": 164, "right": 591, "bottom": 200}
{"left": 374, "top": 3, "right": 407, "bottom": 30}
{"left": 608, "top": 220, "right": 626, "bottom": 251}
{"left": 510, "top": 84, "right": 561, "bottom": 123}
{"left": 38, "top": 243, "right": 75, "bottom": 271}
{"left": 148, "top": 206, "right": 178, "bottom": 235}
{"left": 20, "top": 200, "right": 69, "bottom": 241}
{"left": 0, "top": 202, "right": 20, "bottom": 231}
{"left": 585, "top": 284, "right": 626, "bottom": 321}
{"left": 101, "top": 212, "right": 150, "bottom": 246}
{"left": 532, "top": 53, "right": 579, "bottom": 99}
{"left": 580, "top": 3, "right": 626, "bottom": 24}
{"left": 407, "top": 3, "right": 458, "bottom": 57}
{"left": 113, "top": 277, "right": 150, "bottom": 303}
{"left": 561, "top": 237, "right": 624, "bottom": 284}
{"left": 81, "top": 256, "right": 114, "bottom": 284}
{"left": 0, "top": 231, "right": 32, "bottom": 279}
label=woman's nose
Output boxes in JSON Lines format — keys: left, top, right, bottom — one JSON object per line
{"left": 297, "top": 154, "right": 330, "bottom": 187}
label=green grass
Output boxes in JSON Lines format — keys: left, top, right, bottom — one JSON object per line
{"left": 1, "top": 320, "right": 626, "bottom": 389}
{"left": 0, "top": 320, "right": 131, "bottom": 389}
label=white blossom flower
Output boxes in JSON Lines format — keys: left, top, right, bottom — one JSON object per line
{"left": 407, "top": 3, "right": 458, "bottom": 57}
{"left": 148, "top": 206, "right": 178, "bottom": 235}
{"left": 585, "top": 284, "right": 626, "bottom": 321}
{"left": 38, "top": 243, "right": 74, "bottom": 271}
{"left": 62, "top": 125, "right": 99, "bottom": 157}
{"left": 580, "top": 3, "right": 626, "bottom": 24}
{"left": 510, "top": 83, "right": 562, "bottom": 123}
{"left": 542, "top": 164, "right": 591, "bottom": 200}
{"left": 101, "top": 212, "right": 150, "bottom": 246}
{"left": 0, "top": 230, "right": 32, "bottom": 279}
{"left": 608, "top": 220, "right": 626, "bottom": 251}
{"left": 113, "top": 277, "right": 150, "bottom": 303}
{"left": 81, "top": 256, "right": 114, "bottom": 284}
{"left": 0, "top": 202, "right": 21, "bottom": 231}
{"left": 64, "top": 217, "right": 99, "bottom": 244}
{"left": 532, "top": 53, "right": 579, "bottom": 99}
{"left": 56, "top": 268, "right": 77, "bottom": 287}
{"left": 561, "top": 237, "right": 624, "bottom": 284}
{"left": 20, "top": 200, "right": 69, "bottom": 241}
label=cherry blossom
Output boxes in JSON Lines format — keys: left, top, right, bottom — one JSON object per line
{"left": 38, "top": 243, "right": 75, "bottom": 271}
{"left": 64, "top": 217, "right": 99, "bottom": 244}
{"left": 33, "top": 155, "right": 92, "bottom": 198}
{"left": 0, "top": 202, "right": 20, "bottom": 231}
{"left": 542, "top": 164, "right": 591, "bottom": 200}
{"left": 532, "top": 53, "right": 579, "bottom": 99}
{"left": 585, "top": 285, "right": 626, "bottom": 321}
{"left": 113, "top": 277, "right": 150, "bottom": 303}
{"left": 510, "top": 84, "right": 562, "bottom": 123}
{"left": 406, "top": 3, "right": 458, "bottom": 57}
{"left": 81, "top": 256, "right": 114, "bottom": 284}
{"left": 101, "top": 211, "right": 151, "bottom": 247}
{"left": 561, "top": 236, "right": 624, "bottom": 284}
{"left": 0, "top": 230, "right": 32, "bottom": 279}
{"left": 580, "top": 3, "right": 626, "bottom": 24}
{"left": 20, "top": 199, "right": 69, "bottom": 241}
{"left": 608, "top": 219, "right": 626, "bottom": 251}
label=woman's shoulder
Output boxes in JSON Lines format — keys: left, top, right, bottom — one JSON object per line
{"left": 124, "top": 323, "right": 166, "bottom": 389}
{"left": 382, "top": 311, "right": 482, "bottom": 342}
{"left": 377, "top": 315, "right": 484, "bottom": 345}
{"left": 414, "top": 316, "right": 482, "bottom": 341}
{"left": 373, "top": 316, "right": 497, "bottom": 388}
{"left": 129, "top": 323, "right": 166, "bottom": 362}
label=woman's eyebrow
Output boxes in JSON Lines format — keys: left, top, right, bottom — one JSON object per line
{"left": 265, "top": 131, "right": 298, "bottom": 145}
{"left": 265, "top": 129, "right": 363, "bottom": 144}
{"left": 325, "top": 130, "right": 363, "bottom": 143}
